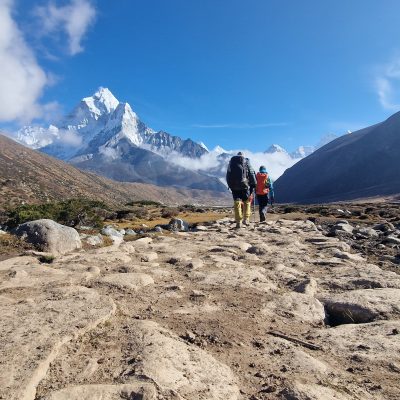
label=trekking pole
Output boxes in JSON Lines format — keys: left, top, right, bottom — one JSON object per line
{"left": 253, "top": 192, "right": 256, "bottom": 223}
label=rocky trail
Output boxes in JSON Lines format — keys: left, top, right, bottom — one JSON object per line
{"left": 1, "top": 217, "right": 400, "bottom": 400}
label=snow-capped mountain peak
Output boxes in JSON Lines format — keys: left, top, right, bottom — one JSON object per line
{"left": 264, "top": 144, "right": 288, "bottom": 154}
{"left": 81, "top": 87, "right": 120, "bottom": 117}
{"left": 212, "top": 145, "right": 227, "bottom": 154}
{"left": 104, "top": 102, "right": 146, "bottom": 146}
{"left": 199, "top": 142, "right": 209, "bottom": 151}
{"left": 290, "top": 145, "right": 315, "bottom": 159}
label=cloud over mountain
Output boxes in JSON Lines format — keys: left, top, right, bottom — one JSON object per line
{"left": 0, "top": 0, "right": 48, "bottom": 122}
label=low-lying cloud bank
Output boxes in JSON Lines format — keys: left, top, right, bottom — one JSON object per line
{"left": 166, "top": 148, "right": 301, "bottom": 181}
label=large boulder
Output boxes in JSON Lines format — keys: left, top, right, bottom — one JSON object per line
{"left": 14, "top": 219, "right": 81, "bottom": 255}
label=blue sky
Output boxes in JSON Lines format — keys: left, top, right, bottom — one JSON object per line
{"left": 2, "top": 0, "right": 400, "bottom": 152}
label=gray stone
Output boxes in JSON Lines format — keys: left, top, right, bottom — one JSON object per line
{"left": 85, "top": 234, "right": 103, "bottom": 246}
{"left": 332, "top": 223, "right": 354, "bottom": 235}
{"left": 169, "top": 218, "right": 189, "bottom": 232}
{"left": 384, "top": 235, "right": 400, "bottom": 245}
{"left": 154, "top": 226, "right": 163, "bottom": 233}
{"left": 322, "top": 288, "right": 400, "bottom": 324}
{"left": 356, "top": 227, "right": 379, "bottom": 238}
{"left": 101, "top": 227, "right": 123, "bottom": 238}
{"left": 125, "top": 229, "right": 136, "bottom": 235}
{"left": 374, "top": 222, "right": 395, "bottom": 232}
{"left": 14, "top": 219, "right": 81, "bottom": 255}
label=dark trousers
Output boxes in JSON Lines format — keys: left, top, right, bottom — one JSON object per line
{"left": 257, "top": 194, "right": 269, "bottom": 222}
{"left": 231, "top": 189, "right": 251, "bottom": 202}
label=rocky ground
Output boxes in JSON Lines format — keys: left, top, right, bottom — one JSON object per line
{"left": 1, "top": 205, "right": 400, "bottom": 400}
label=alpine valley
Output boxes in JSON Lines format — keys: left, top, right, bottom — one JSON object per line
{"left": 15, "top": 88, "right": 327, "bottom": 192}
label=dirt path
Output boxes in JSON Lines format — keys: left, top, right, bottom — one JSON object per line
{"left": 1, "top": 218, "right": 400, "bottom": 399}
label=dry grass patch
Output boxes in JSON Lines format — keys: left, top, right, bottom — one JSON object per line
{"left": 105, "top": 210, "right": 231, "bottom": 230}
{"left": 0, "top": 233, "right": 34, "bottom": 257}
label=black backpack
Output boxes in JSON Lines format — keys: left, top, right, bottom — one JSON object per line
{"left": 226, "top": 155, "right": 249, "bottom": 190}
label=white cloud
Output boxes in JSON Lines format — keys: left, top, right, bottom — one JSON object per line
{"left": 99, "top": 146, "right": 119, "bottom": 160}
{"left": 57, "top": 129, "right": 82, "bottom": 147}
{"left": 35, "top": 0, "right": 96, "bottom": 55}
{"left": 167, "top": 148, "right": 300, "bottom": 181}
{"left": 375, "top": 58, "right": 400, "bottom": 111}
{"left": 0, "top": 0, "right": 48, "bottom": 122}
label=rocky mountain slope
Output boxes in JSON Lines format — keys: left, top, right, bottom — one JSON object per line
{"left": 1, "top": 214, "right": 399, "bottom": 399}
{"left": 0, "top": 134, "right": 230, "bottom": 208}
{"left": 275, "top": 112, "right": 400, "bottom": 203}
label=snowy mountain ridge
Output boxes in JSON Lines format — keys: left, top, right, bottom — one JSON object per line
{"left": 17, "top": 87, "right": 205, "bottom": 160}
{"left": 15, "top": 88, "right": 339, "bottom": 183}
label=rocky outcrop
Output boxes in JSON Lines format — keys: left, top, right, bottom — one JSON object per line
{"left": 1, "top": 217, "right": 399, "bottom": 399}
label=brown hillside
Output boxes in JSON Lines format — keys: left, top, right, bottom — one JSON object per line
{"left": 0, "top": 134, "right": 230, "bottom": 209}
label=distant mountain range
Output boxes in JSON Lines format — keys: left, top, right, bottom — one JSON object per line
{"left": 14, "top": 87, "right": 338, "bottom": 191}
{"left": 275, "top": 112, "right": 400, "bottom": 203}
{"left": 16, "top": 88, "right": 224, "bottom": 192}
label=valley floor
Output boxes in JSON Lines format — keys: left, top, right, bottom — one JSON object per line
{"left": 1, "top": 217, "right": 400, "bottom": 399}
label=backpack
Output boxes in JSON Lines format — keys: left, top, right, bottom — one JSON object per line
{"left": 256, "top": 172, "right": 270, "bottom": 195}
{"left": 226, "top": 155, "right": 249, "bottom": 190}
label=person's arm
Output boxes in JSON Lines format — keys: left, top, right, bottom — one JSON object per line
{"left": 226, "top": 161, "right": 232, "bottom": 190}
{"left": 247, "top": 161, "right": 257, "bottom": 192}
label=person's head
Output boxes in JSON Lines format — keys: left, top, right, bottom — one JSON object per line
{"left": 237, "top": 151, "right": 243, "bottom": 156}
{"left": 259, "top": 166, "right": 267, "bottom": 173}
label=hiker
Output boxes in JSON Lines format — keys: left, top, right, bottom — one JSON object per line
{"left": 226, "top": 152, "right": 257, "bottom": 228}
{"left": 256, "top": 165, "right": 274, "bottom": 222}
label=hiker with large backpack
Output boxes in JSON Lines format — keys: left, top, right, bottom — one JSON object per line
{"left": 256, "top": 165, "right": 275, "bottom": 222}
{"left": 226, "top": 152, "right": 257, "bottom": 228}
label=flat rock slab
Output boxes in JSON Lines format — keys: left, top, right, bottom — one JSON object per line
{"left": 194, "top": 266, "right": 277, "bottom": 292}
{"left": 128, "top": 320, "right": 240, "bottom": 399}
{"left": 322, "top": 288, "right": 400, "bottom": 324}
{"left": 281, "top": 381, "right": 357, "bottom": 400}
{"left": 263, "top": 292, "right": 325, "bottom": 324}
{"left": 0, "top": 286, "right": 115, "bottom": 400}
{"left": 43, "top": 383, "right": 157, "bottom": 400}
{"left": 317, "top": 320, "right": 400, "bottom": 365}
{"left": 100, "top": 273, "right": 154, "bottom": 290}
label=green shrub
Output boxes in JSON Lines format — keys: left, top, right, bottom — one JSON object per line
{"left": 38, "top": 255, "right": 55, "bottom": 264}
{"left": 125, "top": 200, "right": 162, "bottom": 207}
{"left": 6, "top": 198, "right": 109, "bottom": 229}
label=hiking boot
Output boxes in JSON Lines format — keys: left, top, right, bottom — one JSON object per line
{"left": 235, "top": 222, "right": 242, "bottom": 229}
{"left": 243, "top": 219, "right": 250, "bottom": 226}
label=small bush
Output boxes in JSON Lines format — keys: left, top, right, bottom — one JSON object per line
{"left": 6, "top": 198, "right": 109, "bottom": 229}
{"left": 38, "top": 255, "right": 55, "bottom": 264}
{"left": 161, "top": 208, "right": 179, "bottom": 218}
{"left": 129, "top": 207, "right": 150, "bottom": 219}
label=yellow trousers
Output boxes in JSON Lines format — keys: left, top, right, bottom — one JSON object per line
{"left": 234, "top": 200, "right": 251, "bottom": 222}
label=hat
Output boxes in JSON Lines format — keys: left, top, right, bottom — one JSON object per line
{"left": 259, "top": 166, "right": 267, "bottom": 173}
